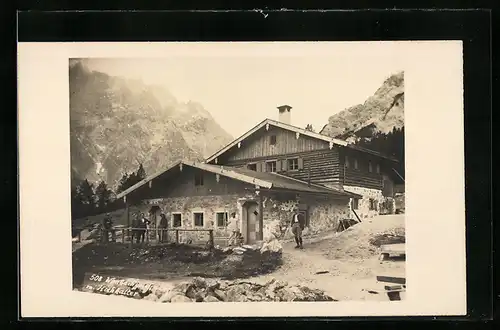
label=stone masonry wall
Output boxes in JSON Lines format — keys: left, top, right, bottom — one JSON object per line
{"left": 137, "top": 194, "right": 247, "bottom": 244}
{"left": 261, "top": 197, "right": 298, "bottom": 241}
{"left": 133, "top": 193, "right": 351, "bottom": 245}
{"left": 306, "top": 198, "right": 351, "bottom": 235}
{"left": 260, "top": 195, "right": 351, "bottom": 240}
{"left": 343, "top": 185, "right": 385, "bottom": 219}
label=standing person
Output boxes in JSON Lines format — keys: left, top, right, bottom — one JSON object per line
{"left": 137, "top": 213, "right": 150, "bottom": 244}
{"left": 227, "top": 212, "right": 241, "bottom": 247}
{"left": 291, "top": 208, "right": 305, "bottom": 249}
{"left": 102, "top": 213, "right": 113, "bottom": 243}
{"left": 131, "top": 213, "right": 140, "bottom": 244}
{"left": 158, "top": 213, "right": 168, "bottom": 243}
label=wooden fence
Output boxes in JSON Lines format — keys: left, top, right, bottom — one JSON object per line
{"left": 73, "top": 227, "right": 215, "bottom": 249}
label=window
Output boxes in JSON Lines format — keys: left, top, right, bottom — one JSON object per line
{"left": 369, "top": 199, "right": 378, "bottom": 211}
{"left": 368, "top": 161, "right": 373, "bottom": 173}
{"left": 194, "top": 172, "right": 204, "bottom": 186}
{"left": 354, "top": 159, "right": 358, "bottom": 170}
{"left": 270, "top": 135, "right": 277, "bottom": 145}
{"left": 376, "top": 163, "right": 380, "bottom": 174}
{"left": 193, "top": 212, "right": 204, "bottom": 227}
{"left": 216, "top": 212, "right": 228, "bottom": 227}
{"left": 287, "top": 158, "right": 299, "bottom": 171}
{"left": 351, "top": 198, "right": 359, "bottom": 210}
{"left": 247, "top": 163, "right": 257, "bottom": 171}
{"left": 345, "top": 156, "right": 350, "bottom": 168}
{"left": 266, "top": 161, "right": 277, "bottom": 173}
{"left": 172, "top": 213, "right": 182, "bottom": 227}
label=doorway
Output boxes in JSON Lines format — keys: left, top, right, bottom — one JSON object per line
{"left": 243, "top": 201, "right": 259, "bottom": 244}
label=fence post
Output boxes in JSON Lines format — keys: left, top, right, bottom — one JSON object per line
{"left": 208, "top": 229, "right": 214, "bottom": 250}
{"left": 175, "top": 230, "right": 179, "bottom": 244}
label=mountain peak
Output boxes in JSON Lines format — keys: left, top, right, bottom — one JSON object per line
{"left": 70, "top": 66, "right": 233, "bottom": 188}
{"left": 320, "top": 71, "right": 404, "bottom": 140}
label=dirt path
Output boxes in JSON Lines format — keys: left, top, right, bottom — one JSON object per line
{"left": 249, "top": 215, "right": 406, "bottom": 301}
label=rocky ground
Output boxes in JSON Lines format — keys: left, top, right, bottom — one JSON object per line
{"left": 72, "top": 241, "right": 283, "bottom": 289}
{"left": 73, "top": 215, "right": 405, "bottom": 302}
{"left": 140, "top": 277, "right": 335, "bottom": 303}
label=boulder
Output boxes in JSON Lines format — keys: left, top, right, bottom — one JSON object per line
{"left": 232, "top": 247, "right": 247, "bottom": 255}
{"left": 260, "top": 239, "right": 283, "bottom": 254}
{"left": 212, "top": 288, "right": 227, "bottom": 301}
{"left": 203, "top": 294, "right": 221, "bottom": 302}
{"left": 160, "top": 277, "right": 335, "bottom": 303}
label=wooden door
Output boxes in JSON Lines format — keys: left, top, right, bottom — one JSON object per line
{"left": 245, "top": 202, "right": 259, "bottom": 244}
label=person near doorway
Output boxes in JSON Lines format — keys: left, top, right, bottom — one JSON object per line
{"left": 227, "top": 211, "right": 242, "bottom": 246}
{"left": 291, "top": 208, "right": 305, "bottom": 249}
{"left": 137, "top": 213, "right": 150, "bottom": 244}
{"left": 102, "top": 213, "right": 114, "bottom": 243}
{"left": 130, "top": 213, "right": 139, "bottom": 243}
{"left": 158, "top": 213, "right": 168, "bottom": 243}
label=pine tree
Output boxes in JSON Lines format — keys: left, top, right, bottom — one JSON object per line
{"left": 75, "top": 179, "right": 96, "bottom": 217}
{"left": 136, "top": 163, "right": 146, "bottom": 181}
{"left": 95, "top": 180, "right": 113, "bottom": 212}
{"left": 116, "top": 173, "right": 130, "bottom": 193}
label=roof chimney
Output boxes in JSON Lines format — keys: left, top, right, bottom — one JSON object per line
{"left": 277, "top": 105, "right": 292, "bottom": 125}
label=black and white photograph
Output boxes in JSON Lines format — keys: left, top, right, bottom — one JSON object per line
{"left": 69, "top": 53, "right": 406, "bottom": 303}
{"left": 18, "top": 41, "right": 466, "bottom": 317}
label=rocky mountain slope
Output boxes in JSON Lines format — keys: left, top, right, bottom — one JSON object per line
{"left": 320, "top": 71, "right": 404, "bottom": 142}
{"left": 69, "top": 60, "right": 233, "bottom": 189}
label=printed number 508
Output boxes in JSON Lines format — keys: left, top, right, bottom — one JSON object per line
{"left": 89, "top": 274, "right": 103, "bottom": 282}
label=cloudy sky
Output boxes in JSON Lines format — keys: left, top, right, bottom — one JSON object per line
{"left": 82, "top": 43, "right": 405, "bottom": 138}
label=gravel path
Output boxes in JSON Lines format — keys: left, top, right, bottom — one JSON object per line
{"left": 249, "top": 215, "right": 406, "bottom": 301}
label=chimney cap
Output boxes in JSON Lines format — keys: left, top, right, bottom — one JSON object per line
{"left": 277, "top": 105, "right": 292, "bottom": 112}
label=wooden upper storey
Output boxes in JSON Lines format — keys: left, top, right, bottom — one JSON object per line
{"left": 206, "top": 119, "right": 400, "bottom": 191}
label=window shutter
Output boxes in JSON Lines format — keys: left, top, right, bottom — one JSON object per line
{"left": 282, "top": 159, "right": 288, "bottom": 171}
{"left": 276, "top": 160, "right": 282, "bottom": 172}
{"left": 297, "top": 158, "right": 304, "bottom": 170}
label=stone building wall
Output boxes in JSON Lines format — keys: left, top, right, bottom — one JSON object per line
{"left": 138, "top": 194, "right": 247, "bottom": 244}
{"left": 343, "top": 185, "right": 386, "bottom": 219}
{"left": 132, "top": 192, "right": 352, "bottom": 245}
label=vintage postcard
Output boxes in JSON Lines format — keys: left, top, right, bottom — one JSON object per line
{"left": 18, "top": 41, "right": 466, "bottom": 317}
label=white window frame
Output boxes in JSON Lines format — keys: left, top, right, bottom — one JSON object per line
{"left": 287, "top": 158, "right": 299, "bottom": 171}
{"left": 171, "top": 212, "right": 183, "bottom": 228}
{"left": 215, "top": 210, "right": 229, "bottom": 228}
{"left": 192, "top": 211, "right": 206, "bottom": 228}
{"left": 266, "top": 160, "right": 277, "bottom": 173}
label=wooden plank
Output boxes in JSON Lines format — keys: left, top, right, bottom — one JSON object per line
{"left": 380, "top": 243, "right": 406, "bottom": 254}
{"left": 376, "top": 276, "right": 406, "bottom": 285}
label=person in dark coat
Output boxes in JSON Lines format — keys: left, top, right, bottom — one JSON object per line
{"left": 291, "top": 208, "right": 305, "bottom": 249}
{"left": 131, "top": 213, "right": 140, "bottom": 243}
{"left": 102, "top": 213, "right": 113, "bottom": 243}
{"left": 158, "top": 213, "right": 168, "bottom": 243}
{"left": 137, "top": 213, "right": 150, "bottom": 243}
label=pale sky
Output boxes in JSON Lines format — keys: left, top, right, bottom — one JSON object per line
{"left": 83, "top": 44, "right": 404, "bottom": 138}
